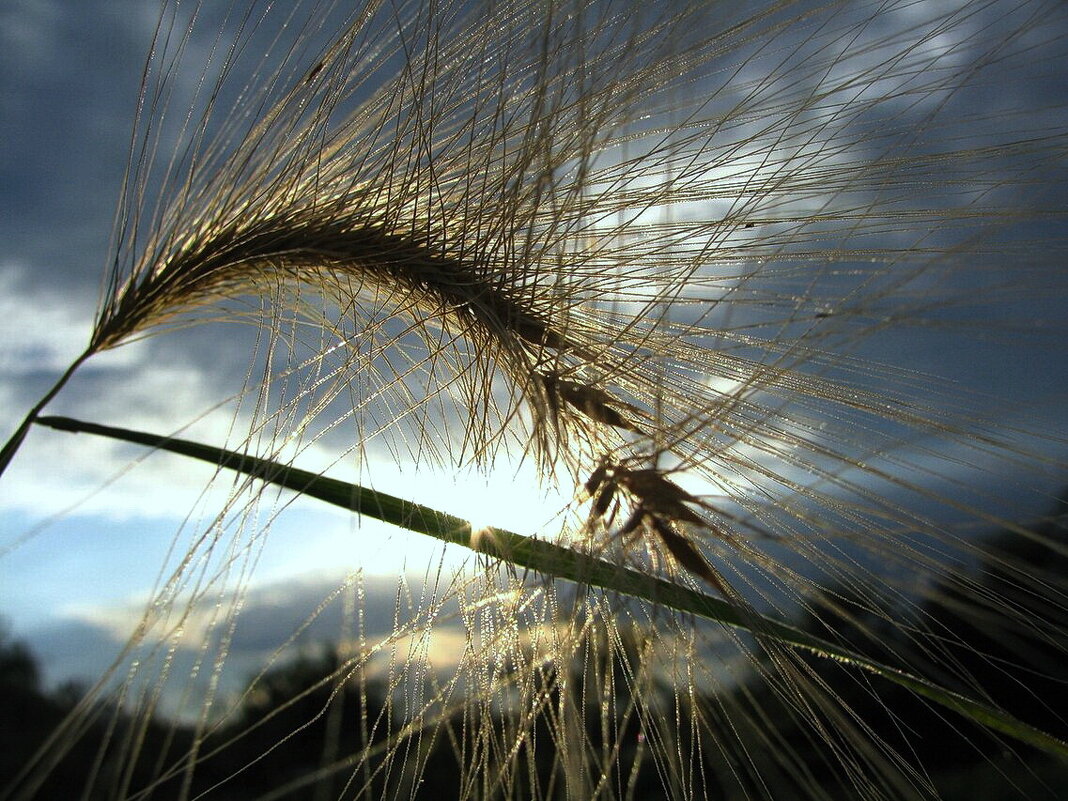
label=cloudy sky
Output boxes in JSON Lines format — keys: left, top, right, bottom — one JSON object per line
{"left": 2, "top": 0, "right": 1067, "bottom": 706}
{"left": 0, "top": 2, "right": 567, "bottom": 701}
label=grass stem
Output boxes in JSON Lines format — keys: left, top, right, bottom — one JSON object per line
{"left": 34, "top": 413, "right": 1068, "bottom": 761}
{"left": 0, "top": 351, "right": 92, "bottom": 479}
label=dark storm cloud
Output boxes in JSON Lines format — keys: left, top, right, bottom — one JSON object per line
{"left": 0, "top": 2, "right": 286, "bottom": 439}
{"left": 1, "top": 1, "right": 153, "bottom": 286}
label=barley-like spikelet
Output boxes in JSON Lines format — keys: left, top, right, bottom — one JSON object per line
{"left": 92, "top": 1, "right": 732, "bottom": 473}
{"left": 3, "top": 1, "right": 1068, "bottom": 800}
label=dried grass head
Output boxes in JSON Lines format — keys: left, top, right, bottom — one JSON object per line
{"left": 94, "top": 0, "right": 1066, "bottom": 573}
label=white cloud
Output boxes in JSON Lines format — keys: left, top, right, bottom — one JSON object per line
{"left": 0, "top": 262, "right": 97, "bottom": 375}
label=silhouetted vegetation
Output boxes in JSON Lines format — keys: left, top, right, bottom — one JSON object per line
{"left": 726, "top": 491, "right": 1068, "bottom": 800}
{"left": 3, "top": 494, "right": 1066, "bottom": 799}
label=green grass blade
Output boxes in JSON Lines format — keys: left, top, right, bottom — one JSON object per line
{"left": 34, "top": 414, "right": 1068, "bottom": 759}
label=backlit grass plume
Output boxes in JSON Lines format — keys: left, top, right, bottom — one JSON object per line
{"left": 2, "top": 1, "right": 1067, "bottom": 799}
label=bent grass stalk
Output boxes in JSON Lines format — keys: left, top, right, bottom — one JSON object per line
{"left": 33, "top": 413, "right": 1068, "bottom": 760}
